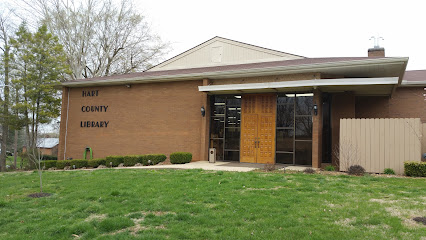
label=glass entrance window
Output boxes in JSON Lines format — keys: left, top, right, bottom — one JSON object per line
{"left": 276, "top": 93, "right": 313, "bottom": 165}
{"left": 209, "top": 95, "right": 241, "bottom": 161}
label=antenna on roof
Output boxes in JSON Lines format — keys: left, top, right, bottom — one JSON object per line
{"left": 369, "top": 35, "right": 384, "bottom": 48}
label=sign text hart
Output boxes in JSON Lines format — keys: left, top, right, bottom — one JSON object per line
{"left": 80, "top": 89, "right": 110, "bottom": 128}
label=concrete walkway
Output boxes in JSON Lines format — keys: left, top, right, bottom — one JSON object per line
{"left": 116, "top": 161, "right": 314, "bottom": 172}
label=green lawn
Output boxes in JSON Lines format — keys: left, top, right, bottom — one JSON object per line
{"left": 6, "top": 156, "right": 24, "bottom": 168}
{"left": 0, "top": 169, "right": 425, "bottom": 239}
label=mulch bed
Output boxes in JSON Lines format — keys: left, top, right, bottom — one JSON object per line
{"left": 27, "top": 193, "right": 52, "bottom": 198}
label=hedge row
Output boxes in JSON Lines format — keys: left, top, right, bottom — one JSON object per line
{"left": 42, "top": 155, "right": 58, "bottom": 160}
{"left": 43, "top": 152, "right": 192, "bottom": 170}
{"left": 110, "top": 154, "right": 167, "bottom": 167}
{"left": 404, "top": 161, "right": 426, "bottom": 177}
{"left": 51, "top": 154, "right": 167, "bottom": 169}
{"left": 170, "top": 152, "right": 192, "bottom": 164}
{"left": 43, "top": 160, "right": 58, "bottom": 169}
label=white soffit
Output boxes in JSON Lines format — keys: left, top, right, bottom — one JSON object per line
{"left": 198, "top": 77, "right": 399, "bottom": 92}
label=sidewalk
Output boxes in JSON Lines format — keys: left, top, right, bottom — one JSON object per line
{"left": 114, "top": 161, "right": 314, "bottom": 172}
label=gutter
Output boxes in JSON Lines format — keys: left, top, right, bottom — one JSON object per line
{"left": 62, "top": 57, "right": 409, "bottom": 87}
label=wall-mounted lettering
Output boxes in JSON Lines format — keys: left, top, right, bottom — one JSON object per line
{"left": 82, "top": 90, "right": 99, "bottom": 97}
{"left": 80, "top": 121, "right": 109, "bottom": 128}
{"left": 80, "top": 90, "right": 110, "bottom": 128}
{"left": 81, "top": 105, "right": 108, "bottom": 112}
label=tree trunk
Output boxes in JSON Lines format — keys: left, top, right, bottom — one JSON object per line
{"left": 0, "top": 40, "right": 10, "bottom": 172}
{"left": 13, "top": 130, "right": 17, "bottom": 168}
{"left": 13, "top": 88, "right": 18, "bottom": 168}
{"left": 35, "top": 98, "right": 40, "bottom": 148}
{"left": 38, "top": 153, "right": 42, "bottom": 193}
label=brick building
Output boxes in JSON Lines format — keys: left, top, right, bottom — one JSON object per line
{"left": 58, "top": 37, "right": 425, "bottom": 170}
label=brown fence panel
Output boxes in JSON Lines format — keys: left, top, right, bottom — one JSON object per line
{"left": 339, "top": 118, "right": 421, "bottom": 175}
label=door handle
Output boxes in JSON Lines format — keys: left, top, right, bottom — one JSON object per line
{"left": 254, "top": 138, "right": 260, "bottom": 148}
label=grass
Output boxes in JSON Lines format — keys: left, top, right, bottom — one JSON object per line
{"left": 0, "top": 169, "right": 425, "bottom": 239}
{"left": 6, "top": 156, "right": 24, "bottom": 168}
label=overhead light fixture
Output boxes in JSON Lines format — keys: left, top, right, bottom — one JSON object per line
{"left": 234, "top": 96, "right": 241, "bottom": 98}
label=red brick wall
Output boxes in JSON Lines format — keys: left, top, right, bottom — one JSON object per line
{"left": 58, "top": 80, "right": 205, "bottom": 160}
{"left": 312, "top": 90, "right": 322, "bottom": 168}
{"left": 356, "top": 87, "right": 426, "bottom": 122}
{"left": 331, "top": 92, "right": 355, "bottom": 165}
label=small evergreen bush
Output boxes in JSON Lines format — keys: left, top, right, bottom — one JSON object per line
{"left": 139, "top": 155, "right": 149, "bottom": 165}
{"left": 170, "top": 152, "right": 192, "bottom": 164}
{"left": 123, "top": 155, "right": 139, "bottom": 166}
{"left": 71, "top": 160, "right": 88, "bottom": 168}
{"left": 105, "top": 156, "right": 124, "bottom": 167}
{"left": 43, "top": 160, "right": 57, "bottom": 169}
{"left": 348, "top": 165, "right": 365, "bottom": 176}
{"left": 263, "top": 163, "right": 276, "bottom": 172}
{"left": 303, "top": 168, "right": 315, "bottom": 174}
{"left": 146, "top": 154, "right": 167, "bottom": 165}
{"left": 404, "top": 162, "right": 426, "bottom": 177}
{"left": 383, "top": 168, "right": 395, "bottom": 175}
{"left": 56, "top": 160, "right": 72, "bottom": 169}
{"left": 325, "top": 165, "right": 335, "bottom": 171}
{"left": 42, "top": 155, "right": 58, "bottom": 160}
{"left": 88, "top": 159, "right": 106, "bottom": 168}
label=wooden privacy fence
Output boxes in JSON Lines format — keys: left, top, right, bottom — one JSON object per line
{"left": 339, "top": 118, "right": 421, "bottom": 175}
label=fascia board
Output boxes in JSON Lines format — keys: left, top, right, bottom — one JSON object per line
{"left": 62, "top": 58, "right": 408, "bottom": 87}
{"left": 198, "top": 77, "right": 399, "bottom": 92}
{"left": 401, "top": 80, "right": 426, "bottom": 86}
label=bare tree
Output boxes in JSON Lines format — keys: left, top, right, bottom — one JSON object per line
{"left": 28, "top": 143, "right": 44, "bottom": 193}
{"left": 333, "top": 138, "right": 361, "bottom": 171}
{"left": 20, "top": 0, "right": 169, "bottom": 80}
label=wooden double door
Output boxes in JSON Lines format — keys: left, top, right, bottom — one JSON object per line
{"left": 240, "top": 94, "right": 276, "bottom": 164}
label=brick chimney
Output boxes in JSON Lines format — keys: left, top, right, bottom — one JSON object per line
{"left": 368, "top": 47, "right": 385, "bottom": 57}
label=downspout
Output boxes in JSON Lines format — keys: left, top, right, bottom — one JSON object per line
{"left": 63, "top": 88, "right": 70, "bottom": 160}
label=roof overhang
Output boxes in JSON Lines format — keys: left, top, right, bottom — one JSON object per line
{"left": 198, "top": 77, "right": 399, "bottom": 96}
{"left": 401, "top": 80, "right": 426, "bottom": 87}
{"left": 62, "top": 57, "right": 408, "bottom": 88}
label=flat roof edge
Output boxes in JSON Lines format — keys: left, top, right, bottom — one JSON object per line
{"left": 62, "top": 57, "right": 409, "bottom": 87}
{"left": 198, "top": 77, "right": 399, "bottom": 92}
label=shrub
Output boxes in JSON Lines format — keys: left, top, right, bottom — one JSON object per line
{"left": 105, "top": 156, "right": 124, "bottom": 167}
{"left": 123, "top": 155, "right": 139, "bottom": 166}
{"left": 43, "top": 160, "right": 57, "bottom": 169}
{"left": 303, "top": 168, "right": 315, "bottom": 174}
{"left": 263, "top": 163, "right": 276, "bottom": 172}
{"left": 404, "top": 161, "right": 426, "bottom": 177}
{"left": 56, "top": 160, "right": 72, "bottom": 169}
{"left": 348, "top": 165, "right": 365, "bottom": 176}
{"left": 384, "top": 168, "right": 395, "bottom": 175}
{"left": 42, "top": 155, "right": 58, "bottom": 160}
{"left": 325, "top": 165, "right": 335, "bottom": 171}
{"left": 170, "top": 152, "right": 192, "bottom": 164}
{"left": 70, "top": 159, "right": 88, "bottom": 169}
{"left": 88, "top": 159, "right": 106, "bottom": 168}
{"left": 146, "top": 154, "right": 167, "bottom": 165}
